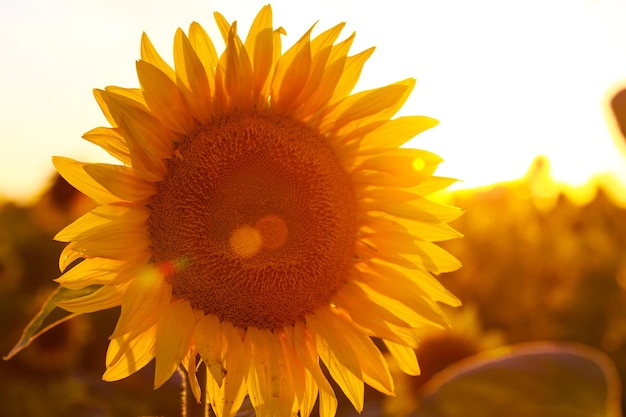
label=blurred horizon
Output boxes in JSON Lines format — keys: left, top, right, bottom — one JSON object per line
{"left": 2, "top": 0, "right": 626, "bottom": 203}
{"left": 3, "top": 2, "right": 626, "bottom": 414}
{"left": 2, "top": 151, "right": 626, "bottom": 416}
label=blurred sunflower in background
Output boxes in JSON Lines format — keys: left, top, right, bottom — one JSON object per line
{"left": 383, "top": 304, "right": 505, "bottom": 417}
{"left": 47, "top": 5, "right": 461, "bottom": 417}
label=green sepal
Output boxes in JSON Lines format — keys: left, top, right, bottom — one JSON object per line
{"left": 4, "top": 284, "right": 101, "bottom": 360}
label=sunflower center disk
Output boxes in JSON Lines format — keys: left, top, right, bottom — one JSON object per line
{"left": 148, "top": 111, "right": 357, "bottom": 329}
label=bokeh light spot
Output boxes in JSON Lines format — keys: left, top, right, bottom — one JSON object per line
{"left": 229, "top": 226, "right": 262, "bottom": 259}
{"left": 256, "top": 215, "right": 288, "bottom": 250}
{"left": 413, "top": 158, "right": 426, "bottom": 171}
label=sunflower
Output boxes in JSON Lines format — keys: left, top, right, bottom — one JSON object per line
{"left": 52, "top": 5, "right": 462, "bottom": 417}
{"left": 383, "top": 304, "right": 505, "bottom": 416}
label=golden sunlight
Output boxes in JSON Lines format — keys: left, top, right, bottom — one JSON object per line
{"left": 3, "top": 2, "right": 626, "bottom": 417}
{"left": 2, "top": 1, "right": 626, "bottom": 203}
{"left": 395, "top": 0, "right": 626, "bottom": 206}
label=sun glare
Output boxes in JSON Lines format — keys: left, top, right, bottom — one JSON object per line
{"left": 1, "top": 0, "right": 626, "bottom": 203}
{"left": 395, "top": 0, "right": 626, "bottom": 206}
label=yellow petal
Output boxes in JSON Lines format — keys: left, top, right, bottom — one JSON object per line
{"left": 183, "top": 343, "right": 202, "bottom": 403}
{"left": 291, "top": 323, "right": 338, "bottom": 417}
{"left": 54, "top": 203, "right": 149, "bottom": 242}
{"left": 311, "top": 22, "right": 346, "bottom": 57}
{"left": 118, "top": 116, "right": 170, "bottom": 182}
{"left": 106, "top": 86, "right": 147, "bottom": 107}
{"left": 319, "top": 388, "right": 338, "bottom": 417}
{"left": 350, "top": 169, "right": 426, "bottom": 189}
{"left": 213, "top": 11, "right": 231, "bottom": 43}
{"left": 414, "top": 240, "right": 463, "bottom": 273}
{"left": 93, "top": 89, "right": 117, "bottom": 127}
{"left": 294, "top": 53, "right": 347, "bottom": 120}
{"left": 275, "top": 348, "right": 298, "bottom": 417}
{"left": 271, "top": 26, "right": 313, "bottom": 111}
{"left": 319, "top": 80, "right": 413, "bottom": 133}
{"left": 290, "top": 23, "right": 345, "bottom": 112}
{"left": 52, "top": 156, "right": 118, "bottom": 204}
{"left": 242, "top": 328, "right": 271, "bottom": 415}
{"left": 357, "top": 78, "right": 416, "bottom": 129}
{"left": 195, "top": 314, "right": 226, "bottom": 386}
{"left": 154, "top": 299, "right": 195, "bottom": 388}
{"left": 111, "top": 267, "right": 171, "bottom": 339}
{"left": 314, "top": 308, "right": 393, "bottom": 396}
{"left": 299, "top": 370, "right": 319, "bottom": 417}
{"left": 83, "top": 163, "right": 157, "bottom": 202}
{"left": 357, "top": 148, "right": 442, "bottom": 177}
{"left": 55, "top": 258, "right": 130, "bottom": 290}
{"left": 354, "top": 266, "right": 450, "bottom": 329}
{"left": 140, "top": 32, "right": 176, "bottom": 81}
{"left": 378, "top": 262, "right": 461, "bottom": 307}
{"left": 360, "top": 230, "right": 461, "bottom": 275}
{"left": 206, "top": 321, "right": 248, "bottom": 417}
{"left": 384, "top": 340, "right": 420, "bottom": 376}
{"left": 189, "top": 21, "right": 219, "bottom": 93}
{"left": 82, "top": 127, "right": 131, "bottom": 165}
{"left": 104, "top": 324, "right": 156, "bottom": 381}
{"left": 70, "top": 228, "right": 151, "bottom": 262}
{"left": 363, "top": 212, "right": 462, "bottom": 243}
{"left": 361, "top": 230, "right": 422, "bottom": 256}
{"left": 217, "top": 23, "right": 254, "bottom": 111}
{"left": 92, "top": 86, "right": 147, "bottom": 129}
{"left": 183, "top": 345, "right": 202, "bottom": 404}
{"left": 349, "top": 335, "right": 394, "bottom": 396}
{"left": 278, "top": 328, "right": 308, "bottom": 416}
{"left": 358, "top": 176, "right": 457, "bottom": 202}
{"left": 220, "top": 323, "right": 249, "bottom": 417}
{"left": 174, "top": 28, "right": 212, "bottom": 124}
{"left": 328, "top": 46, "right": 374, "bottom": 106}
{"left": 291, "top": 322, "right": 335, "bottom": 397}
{"left": 410, "top": 176, "right": 459, "bottom": 197}
{"left": 355, "top": 239, "right": 417, "bottom": 271}
{"left": 136, "top": 59, "right": 196, "bottom": 134}
{"left": 100, "top": 92, "right": 173, "bottom": 181}
{"left": 306, "top": 310, "right": 364, "bottom": 412}
{"left": 58, "top": 242, "right": 83, "bottom": 272}
{"left": 57, "top": 282, "right": 129, "bottom": 313}
{"left": 360, "top": 195, "right": 463, "bottom": 222}
{"left": 267, "top": 26, "right": 286, "bottom": 99}
{"left": 333, "top": 281, "right": 419, "bottom": 347}
{"left": 347, "top": 115, "right": 439, "bottom": 155}
{"left": 245, "top": 327, "right": 296, "bottom": 417}
{"left": 244, "top": 5, "right": 274, "bottom": 99}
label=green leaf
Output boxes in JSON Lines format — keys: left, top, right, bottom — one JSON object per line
{"left": 3, "top": 284, "right": 101, "bottom": 360}
{"left": 414, "top": 342, "right": 622, "bottom": 417}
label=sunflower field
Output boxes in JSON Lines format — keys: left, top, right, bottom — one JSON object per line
{"left": 1, "top": 161, "right": 624, "bottom": 416}
{"left": 1, "top": 4, "right": 625, "bottom": 417}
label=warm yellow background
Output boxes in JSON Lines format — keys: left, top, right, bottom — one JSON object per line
{"left": 2, "top": 0, "right": 626, "bottom": 202}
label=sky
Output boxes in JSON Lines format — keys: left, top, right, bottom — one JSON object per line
{"left": 1, "top": 0, "right": 626, "bottom": 203}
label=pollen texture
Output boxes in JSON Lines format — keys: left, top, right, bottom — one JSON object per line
{"left": 148, "top": 111, "right": 357, "bottom": 329}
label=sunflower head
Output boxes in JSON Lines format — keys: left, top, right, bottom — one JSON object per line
{"left": 52, "top": 5, "right": 462, "bottom": 417}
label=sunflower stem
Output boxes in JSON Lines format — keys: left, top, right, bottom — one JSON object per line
{"left": 178, "top": 366, "right": 206, "bottom": 417}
